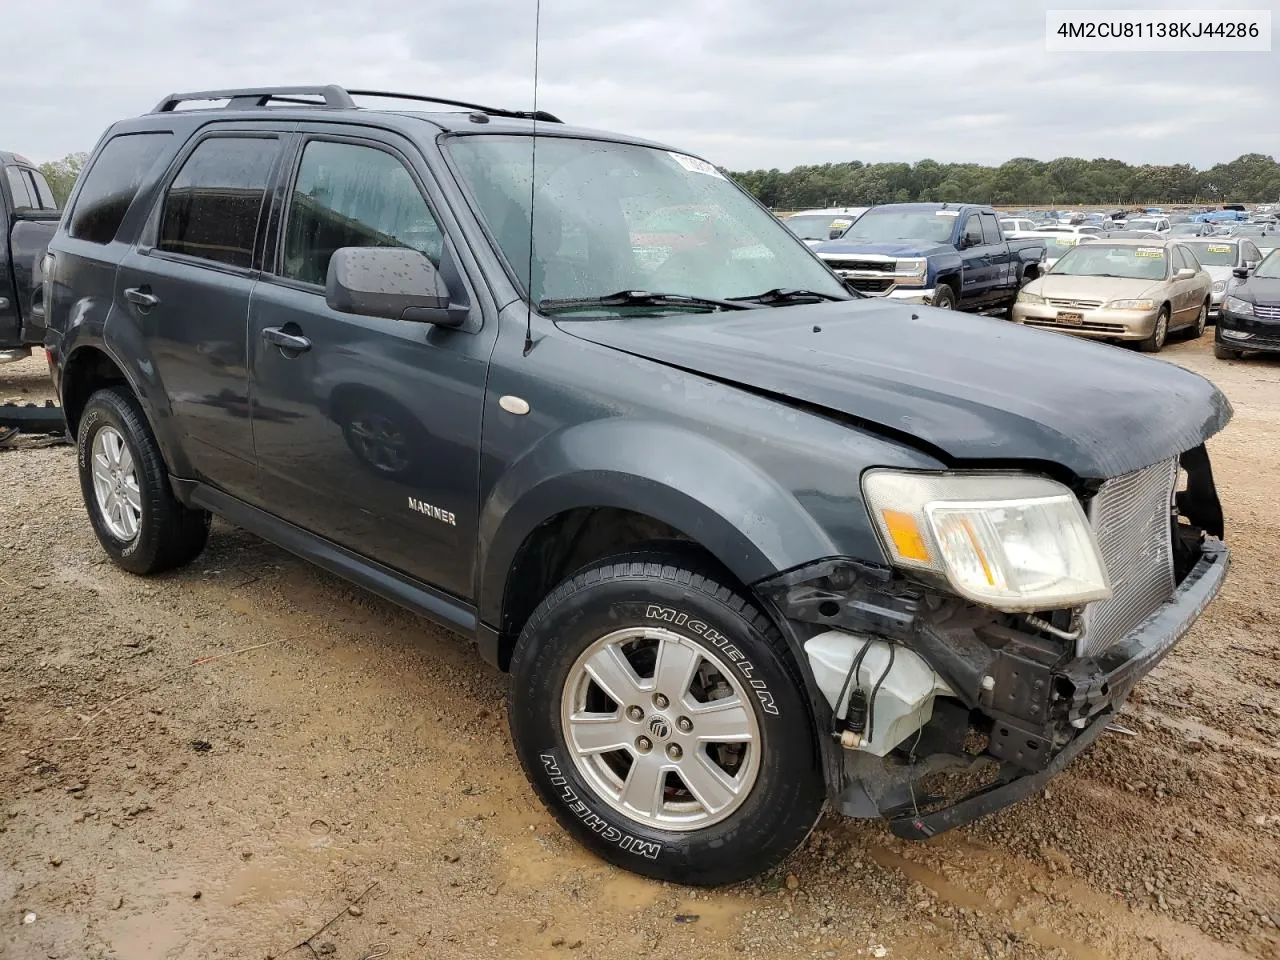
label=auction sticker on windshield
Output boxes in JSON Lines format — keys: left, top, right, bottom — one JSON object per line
{"left": 668, "top": 152, "right": 726, "bottom": 179}
{"left": 935, "top": 210, "right": 960, "bottom": 217}
{"left": 1136, "top": 247, "right": 1164, "bottom": 257}
{"left": 1207, "top": 245, "right": 1232, "bottom": 253}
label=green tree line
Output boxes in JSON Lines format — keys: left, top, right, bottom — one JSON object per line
{"left": 30, "top": 149, "right": 1280, "bottom": 212}
{"left": 728, "top": 153, "right": 1280, "bottom": 210}
{"left": 36, "top": 152, "right": 89, "bottom": 206}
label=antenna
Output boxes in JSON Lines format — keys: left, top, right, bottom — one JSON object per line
{"left": 523, "top": 0, "right": 542, "bottom": 357}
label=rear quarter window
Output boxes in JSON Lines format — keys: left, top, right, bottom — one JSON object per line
{"left": 68, "top": 132, "right": 173, "bottom": 244}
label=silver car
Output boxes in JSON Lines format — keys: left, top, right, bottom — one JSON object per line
{"left": 1179, "top": 237, "right": 1266, "bottom": 317}
{"left": 1012, "top": 239, "right": 1212, "bottom": 352}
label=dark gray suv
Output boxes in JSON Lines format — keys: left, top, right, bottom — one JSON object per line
{"left": 44, "top": 85, "right": 1232, "bottom": 885}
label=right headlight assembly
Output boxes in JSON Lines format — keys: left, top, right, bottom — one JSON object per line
{"left": 862, "top": 470, "right": 1112, "bottom": 612}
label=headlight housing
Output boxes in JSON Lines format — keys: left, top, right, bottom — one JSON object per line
{"left": 1212, "top": 279, "right": 1227, "bottom": 293}
{"left": 862, "top": 471, "right": 1111, "bottom": 612}
{"left": 1224, "top": 295, "right": 1254, "bottom": 316}
{"left": 1016, "top": 291, "right": 1045, "bottom": 305}
{"left": 894, "top": 259, "right": 927, "bottom": 287}
{"left": 1104, "top": 299, "right": 1155, "bottom": 311}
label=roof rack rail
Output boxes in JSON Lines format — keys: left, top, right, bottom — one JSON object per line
{"left": 152, "top": 85, "right": 356, "bottom": 113}
{"left": 344, "top": 89, "right": 562, "bottom": 123}
{"left": 149, "top": 84, "right": 561, "bottom": 122}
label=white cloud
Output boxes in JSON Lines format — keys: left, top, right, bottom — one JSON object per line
{"left": 1, "top": 0, "right": 1275, "bottom": 170}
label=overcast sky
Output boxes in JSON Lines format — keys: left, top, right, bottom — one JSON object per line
{"left": 3, "top": 0, "right": 1276, "bottom": 171}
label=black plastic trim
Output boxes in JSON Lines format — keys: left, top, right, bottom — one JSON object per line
{"left": 181, "top": 481, "right": 479, "bottom": 636}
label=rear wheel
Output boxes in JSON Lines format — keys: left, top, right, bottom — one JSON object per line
{"left": 508, "top": 550, "right": 825, "bottom": 885}
{"left": 1185, "top": 300, "right": 1208, "bottom": 339}
{"left": 76, "top": 387, "right": 210, "bottom": 575}
{"left": 1137, "top": 306, "right": 1170, "bottom": 353}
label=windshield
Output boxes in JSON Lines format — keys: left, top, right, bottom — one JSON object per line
{"left": 785, "top": 213, "right": 855, "bottom": 241}
{"left": 842, "top": 209, "right": 956, "bottom": 244}
{"left": 1126, "top": 219, "right": 1159, "bottom": 231}
{"left": 1256, "top": 251, "right": 1280, "bottom": 279}
{"left": 1050, "top": 243, "right": 1169, "bottom": 280}
{"left": 1168, "top": 223, "right": 1205, "bottom": 236}
{"left": 447, "top": 135, "right": 846, "bottom": 309}
{"left": 1182, "top": 241, "right": 1237, "bottom": 266}
{"left": 1042, "top": 235, "right": 1081, "bottom": 259}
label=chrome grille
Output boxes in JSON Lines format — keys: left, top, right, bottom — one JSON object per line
{"left": 1254, "top": 302, "right": 1280, "bottom": 321}
{"left": 1079, "top": 458, "right": 1178, "bottom": 658}
{"left": 1047, "top": 297, "right": 1105, "bottom": 309}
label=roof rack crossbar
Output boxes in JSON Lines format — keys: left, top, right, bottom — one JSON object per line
{"left": 151, "top": 85, "right": 357, "bottom": 113}
{"left": 344, "top": 89, "right": 562, "bottom": 123}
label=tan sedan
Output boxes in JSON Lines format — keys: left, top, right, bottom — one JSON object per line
{"left": 1011, "top": 239, "right": 1212, "bottom": 352}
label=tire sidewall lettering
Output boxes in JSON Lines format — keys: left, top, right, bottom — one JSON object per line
{"left": 641, "top": 602, "right": 780, "bottom": 716}
{"left": 537, "top": 750, "right": 662, "bottom": 860}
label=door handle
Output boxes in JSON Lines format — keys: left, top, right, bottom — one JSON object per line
{"left": 261, "top": 326, "right": 312, "bottom": 354}
{"left": 124, "top": 287, "right": 160, "bottom": 309}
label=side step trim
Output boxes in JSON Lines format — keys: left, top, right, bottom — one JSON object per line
{"left": 183, "top": 480, "right": 479, "bottom": 639}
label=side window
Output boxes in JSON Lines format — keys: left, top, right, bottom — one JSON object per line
{"left": 5, "top": 167, "right": 35, "bottom": 209}
{"left": 69, "top": 132, "right": 173, "bottom": 244}
{"left": 158, "top": 136, "right": 279, "bottom": 269}
{"left": 1174, "top": 246, "right": 1194, "bottom": 271}
{"left": 980, "top": 213, "right": 1002, "bottom": 244}
{"left": 24, "top": 169, "right": 58, "bottom": 210}
{"left": 1244, "top": 242, "right": 1260, "bottom": 263}
{"left": 961, "top": 215, "right": 984, "bottom": 247}
{"left": 281, "top": 140, "right": 443, "bottom": 286}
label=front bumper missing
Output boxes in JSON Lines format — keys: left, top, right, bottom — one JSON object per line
{"left": 874, "top": 538, "right": 1230, "bottom": 839}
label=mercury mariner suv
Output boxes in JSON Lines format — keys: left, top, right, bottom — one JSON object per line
{"left": 43, "top": 85, "right": 1231, "bottom": 884}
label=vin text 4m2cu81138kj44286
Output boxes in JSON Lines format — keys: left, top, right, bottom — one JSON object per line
{"left": 43, "top": 84, "right": 1231, "bottom": 884}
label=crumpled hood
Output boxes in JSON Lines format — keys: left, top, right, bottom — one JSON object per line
{"left": 560, "top": 300, "right": 1232, "bottom": 479}
{"left": 814, "top": 240, "right": 953, "bottom": 259}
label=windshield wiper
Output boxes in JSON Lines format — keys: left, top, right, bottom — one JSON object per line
{"left": 729, "top": 287, "right": 852, "bottom": 305}
{"left": 539, "top": 290, "right": 757, "bottom": 315}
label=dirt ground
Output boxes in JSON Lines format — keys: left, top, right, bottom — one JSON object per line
{"left": 1, "top": 336, "right": 1278, "bottom": 960}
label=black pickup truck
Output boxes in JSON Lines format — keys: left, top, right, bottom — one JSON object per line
{"left": 1, "top": 151, "right": 59, "bottom": 362}
{"left": 44, "top": 86, "right": 1231, "bottom": 886}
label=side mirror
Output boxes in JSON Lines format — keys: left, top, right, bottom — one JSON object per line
{"left": 829, "top": 228, "right": 844, "bottom": 240}
{"left": 1233, "top": 265, "right": 1253, "bottom": 279}
{"left": 1175, "top": 267, "right": 1197, "bottom": 279}
{"left": 957, "top": 235, "right": 973, "bottom": 250}
{"left": 325, "top": 247, "right": 467, "bottom": 326}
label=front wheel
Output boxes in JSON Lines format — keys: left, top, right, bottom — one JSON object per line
{"left": 508, "top": 551, "right": 825, "bottom": 885}
{"left": 1214, "top": 342, "right": 1242, "bottom": 360}
{"left": 931, "top": 284, "right": 957, "bottom": 310}
{"left": 1137, "top": 306, "right": 1170, "bottom": 353}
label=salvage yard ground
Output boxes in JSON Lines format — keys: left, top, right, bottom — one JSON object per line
{"left": 1, "top": 338, "right": 1278, "bottom": 960}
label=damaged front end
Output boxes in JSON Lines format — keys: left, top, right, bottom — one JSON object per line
{"left": 755, "top": 445, "right": 1230, "bottom": 839}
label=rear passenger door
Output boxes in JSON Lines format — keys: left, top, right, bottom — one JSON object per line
{"left": 957, "top": 213, "right": 994, "bottom": 305}
{"left": 1170, "top": 246, "right": 1199, "bottom": 326}
{"left": 116, "top": 128, "right": 287, "bottom": 500}
{"left": 981, "top": 212, "right": 1012, "bottom": 292}
{"left": 247, "top": 127, "right": 492, "bottom": 600}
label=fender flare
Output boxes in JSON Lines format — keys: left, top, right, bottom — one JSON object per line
{"left": 476, "top": 419, "right": 840, "bottom": 628}
{"left": 60, "top": 323, "right": 193, "bottom": 478}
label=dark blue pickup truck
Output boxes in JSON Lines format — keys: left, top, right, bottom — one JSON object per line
{"left": 1, "top": 150, "right": 60, "bottom": 362}
{"left": 815, "top": 203, "right": 1047, "bottom": 312}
